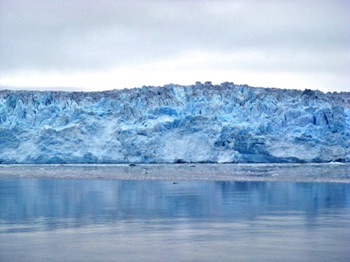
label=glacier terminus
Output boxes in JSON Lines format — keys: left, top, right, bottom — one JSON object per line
{"left": 0, "top": 82, "right": 349, "bottom": 164}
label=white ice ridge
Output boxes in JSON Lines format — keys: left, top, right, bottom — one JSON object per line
{"left": 0, "top": 82, "right": 349, "bottom": 164}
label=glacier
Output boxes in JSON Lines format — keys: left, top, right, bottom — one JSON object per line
{"left": 0, "top": 82, "right": 349, "bottom": 164}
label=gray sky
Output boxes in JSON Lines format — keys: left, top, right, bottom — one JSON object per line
{"left": 0, "top": 0, "right": 349, "bottom": 92}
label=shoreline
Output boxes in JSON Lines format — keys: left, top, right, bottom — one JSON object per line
{"left": 0, "top": 163, "right": 349, "bottom": 183}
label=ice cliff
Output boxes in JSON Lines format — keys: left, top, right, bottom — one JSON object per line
{"left": 0, "top": 82, "right": 349, "bottom": 164}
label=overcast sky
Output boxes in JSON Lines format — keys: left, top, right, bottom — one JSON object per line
{"left": 0, "top": 0, "right": 349, "bottom": 92}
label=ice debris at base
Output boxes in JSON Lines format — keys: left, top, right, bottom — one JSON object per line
{"left": 0, "top": 82, "right": 349, "bottom": 164}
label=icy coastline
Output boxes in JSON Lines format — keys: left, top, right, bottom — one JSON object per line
{"left": 0, "top": 82, "right": 349, "bottom": 164}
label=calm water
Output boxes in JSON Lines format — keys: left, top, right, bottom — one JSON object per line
{"left": 0, "top": 177, "right": 350, "bottom": 261}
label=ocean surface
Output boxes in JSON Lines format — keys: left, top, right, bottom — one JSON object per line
{"left": 0, "top": 164, "right": 349, "bottom": 261}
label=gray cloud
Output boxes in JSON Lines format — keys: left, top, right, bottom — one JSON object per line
{"left": 0, "top": 0, "right": 349, "bottom": 91}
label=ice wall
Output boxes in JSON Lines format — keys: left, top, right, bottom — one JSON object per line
{"left": 0, "top": 82, "right": 349, "bottom": 163}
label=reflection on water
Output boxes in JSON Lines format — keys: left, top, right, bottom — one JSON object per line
{"left": 1, "top": 179, "right": 350, "bottom": 261}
